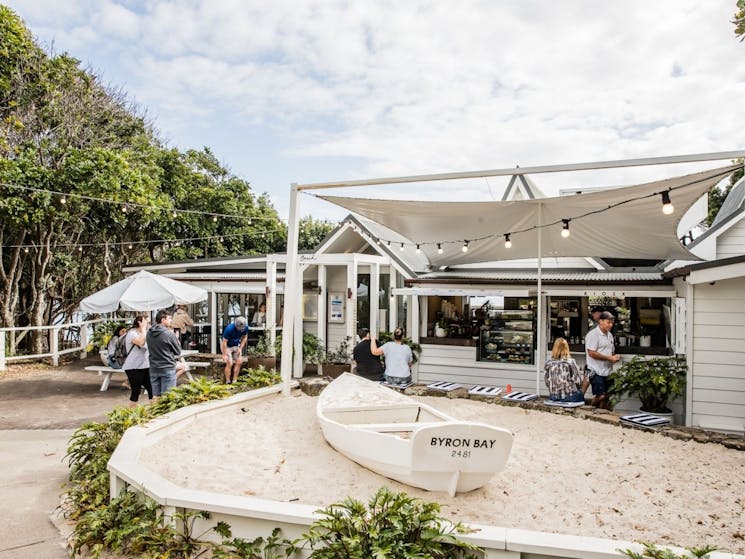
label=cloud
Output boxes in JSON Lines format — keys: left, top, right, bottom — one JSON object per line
{"left": 5, "top": 0, "right": 744, "bottom": 218}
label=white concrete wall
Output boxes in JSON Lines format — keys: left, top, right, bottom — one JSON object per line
{"left": 716, "top": 219, "right": 745, "bottom": 258}
{"left": 690, "top": 277, "right": 745, "bottom": 433}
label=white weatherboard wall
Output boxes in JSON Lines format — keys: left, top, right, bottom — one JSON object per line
{"left": 325, "top": 267, "right": 349, "bottom": 352}
{"left": 717, "top": 219, "right": 745, "bottom": 258}
{"left": 416, "top": 344, "right": 537, "bottom": 393}
{"left": 690, "top": 277, "right": 745, "bottom": 433}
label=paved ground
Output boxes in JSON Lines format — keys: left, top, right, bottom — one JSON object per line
{"left": 0, "top": 357, "right": 129, "bottom": 558}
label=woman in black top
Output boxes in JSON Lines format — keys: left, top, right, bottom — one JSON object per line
{"left": 352, "top": 328, "right": 384, "bottom": 381}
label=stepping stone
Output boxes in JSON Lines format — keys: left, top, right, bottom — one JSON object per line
{"left": 544, "top": 400, "right": 585, "bottom": 408}
{"left": 468, "top": 385, "right": 503, "bottom": 397}
{"left": 502, "top": 391, "right": 539, "bottom": 402}
{"left": 426, "top": 381, "right": 462, "bottom": 392}
{"left": 620, "top": 413, "right": 670, "bottom": 427}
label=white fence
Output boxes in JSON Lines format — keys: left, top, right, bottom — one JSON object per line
{"left": 0, "top": 318, "right": 107, "bottom": 371}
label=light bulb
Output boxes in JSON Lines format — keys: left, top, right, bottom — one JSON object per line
{"left": 399, "top": 243, "right": 404, "bottom": 251}
{"left": 212, "top": 215, "right": 218, "bottom": 222}
{"left": 504, "top": 234, "right": 512, "bottom": 249}
{"left": 661, "top": 191, "right": 674, "bottom": 215}
{"left": 462, "top": 240, "right": 469, "bottom": 253}
{"left": 60, "top": 195, "right": 66, "bottom": 204}
{"left": 437, "top": 243, "right": 443, "bottom": 254}
{"left": 415, "top": 244, "right": 421, "bottom": 253}
{"left": 561, "top": 219, "right": 571, "bottom": 238}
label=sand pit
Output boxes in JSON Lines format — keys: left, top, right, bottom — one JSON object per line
{"left": 139, "top": 392, "right": 745, "bottom": 553}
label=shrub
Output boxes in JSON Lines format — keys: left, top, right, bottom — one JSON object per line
{"left": 608, "top": 356, "right": 687, "bottom": 413}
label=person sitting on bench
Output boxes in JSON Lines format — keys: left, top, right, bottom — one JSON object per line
{"left": 544, "top": 338, "right": 587, "bottom": 403}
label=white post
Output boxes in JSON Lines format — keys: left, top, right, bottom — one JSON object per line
{"left": 210, "top": 291, "right": 217, "bottom": 354}
{"left": 0, "top": 331, "right": 6, "bottom": 371}
{"left": 370, "top": 263, "right": 380, "bottom": 335}
{"left": 281, "top": 184, "right": 302, "bottom": 394}
{"left": 79, "top": 322, "right": 89, "bottom": 359}
{"left": 685, "top": 282, "right": 694, "bottom": 426}
{"left": 266, "top": 260, "right": 277, "bottom": 356}
{"left": 293, "top": 265, "right": 304, "bottom": 378}
{"left": 389, "top": 268, "right": 398, "bottom": 332}
{"left": 317, "top": 264, "right": 327, "bottom": 344}
{"left": 317, "top": 265, "right": 325, "bottom": 346}
{"left": 51, "top": 326, "right": 60, "bottom": 367}
{"left": 346, "top": 257, "right": 357, "bottom": 342}
{"left": 410, "top": 294, "right": 420, "bottom": 382}
{"left": 536, "top": 202, "right": 543, "bottom": 396}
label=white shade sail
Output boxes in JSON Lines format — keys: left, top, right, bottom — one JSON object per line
{"left": 317, "top": 165, "right": 740, "bottom": 266}
{"left": 79, "top": 270, "right": 208, "bottom": 313}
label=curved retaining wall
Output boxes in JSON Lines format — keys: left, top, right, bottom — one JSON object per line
{"left": 108, "top": 383, "right": 743, "bottom": 559}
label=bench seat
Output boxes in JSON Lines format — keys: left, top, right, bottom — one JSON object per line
{"left": 84, "top": 365, "right": 194, "bottom": 392}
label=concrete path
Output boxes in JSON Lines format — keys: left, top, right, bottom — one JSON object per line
{"left": 0, "top": 358, "right": 127, "bottom": 558}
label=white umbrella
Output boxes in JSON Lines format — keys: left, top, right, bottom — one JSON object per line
{"left": 79, "top": 270, "right": 208, "bottom": 313}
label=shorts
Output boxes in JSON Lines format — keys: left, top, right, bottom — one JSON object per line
{"left": 549, "top": 390, "right": 585, "bottom": 403}
{"left": 591, "top": 374, "right": 612, "bottom": 396}
{"left": 225, "top": 345, "right": 243, "bottom": 364}
{"left": 384, "top": 374, "right": 412, "bottom": 386}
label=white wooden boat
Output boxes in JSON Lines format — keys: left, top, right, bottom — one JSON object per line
{"left": 317, "top": 373, "right": 514, "bottom": 496}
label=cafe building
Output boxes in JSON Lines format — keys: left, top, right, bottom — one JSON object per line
{"left": 128, "top": 160, "right": 745, "bottom": 432}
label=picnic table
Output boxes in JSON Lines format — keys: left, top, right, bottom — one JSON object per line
{"left": 84, "top": 350, "right": 210, "bottom": 391}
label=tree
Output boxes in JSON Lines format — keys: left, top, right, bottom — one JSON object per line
{"left": 734, "top": 0, "right": 745, "bottom": 40}
{"left": 299, "top": 216, "right": 335, "bottom": 251}
{"left": 707, "top": 160, "right": 744, "bottom": 225}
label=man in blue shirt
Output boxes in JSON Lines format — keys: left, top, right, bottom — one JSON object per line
{"left": 221, "top": 316, "right": 248, "bottom": 384}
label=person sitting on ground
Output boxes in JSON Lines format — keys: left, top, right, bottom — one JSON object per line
{"left": 221, "top": 316, "right": 249, "bottom": 384}
{"left": 370, "top": 327, "right": 412, "bottom": 386}
{"left": 106, "top": 324, "right": 128, "bottom": 369}
{"left": 544, "top": 337, "right": 587, "bottom": 403}
{"left": 352, "top": 328, "right": 384, "bottom": 381}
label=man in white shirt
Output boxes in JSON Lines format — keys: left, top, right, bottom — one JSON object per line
{"left": 585, "top": 311, "right": 620, "bottom": 409}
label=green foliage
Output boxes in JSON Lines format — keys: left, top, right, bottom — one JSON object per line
{"left": 734, "top": 0, "right": 745, "bottom": 40}
{"left": 608, "top": 356, "right": 687, "bottom": 413}
{"left": 301, "top": 487, "right": 481, "bottom": 559}
{"left": 323, "top": 336, "right": 352, "bottom": 364}
{"left": 246, "top": 331, "right": 273, "bottom": 357}
{"left": 90, "top": 320, "right": 126, "bottom": 350}
{"left": 378, "top": 331, "right": 423, "bottom": 364}
{"left": 274, "top": 331, "right": 325, "bottom": 364}
{"left": 707, "top": 162, "right": 744, "bottom": 225}
{"left": 235, "top": 365, "right": 281, "bottom": 388}
{"left": 619, "top": 543, "right": 719, "bottom": 559}
{"left": 299, "top": 216, "right": 335, "bottom": 251}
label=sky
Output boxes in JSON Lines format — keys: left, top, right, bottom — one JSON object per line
{"left": 4, "top": 0, "right": 745, "bottom": 222}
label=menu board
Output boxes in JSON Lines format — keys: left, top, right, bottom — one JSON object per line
{"left": 328, "top": 292, "right": 345, "bottom": 323}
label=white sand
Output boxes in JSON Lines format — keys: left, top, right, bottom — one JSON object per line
{"left": 139, "top": 392, "right": 745, "bottom": 553}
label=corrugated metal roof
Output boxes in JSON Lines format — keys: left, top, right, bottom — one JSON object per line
{"left": 418, "top": 271, "right": 664, "bottom": 282}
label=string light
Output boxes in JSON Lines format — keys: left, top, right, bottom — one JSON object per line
{"left": 661, "top": 191, "right": 674, "bottom": 215}
{"left": 172, "top": 211, "right": 177, "bottom": 218}
{"left": 561, "top": 219, "right": 571, "bottom": 238}
{"left": 24, "top": 247, "right": 29, "bottom": 253}
{"left": 212, "top": 215, "right": 218, "bottom": 222}
{"left": 504, "top": 234, "right": 512, "bottom": 249}
{"left": 437, "top": 243, "right": 443, "bottom": 254}
{"left": 461, "top": 240, "right": 469, "bottom": 253}
{"left": 399, "top": 243, "right": 405, "bottom": 251}
{"left": 122, "top": 204, "right": 128, "bottom": 213}
{"left": 127, "top": 243, "right": 133, "bottom": 249}
{"left": 60, "top": 195, "right": 66, "bottom": 204}
{"left": 415, "top": 244, "right": 421, "bottom": 253}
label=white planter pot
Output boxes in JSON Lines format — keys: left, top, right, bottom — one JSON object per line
{"left": 435, "top": 326, "right": 447, "bottom": 338}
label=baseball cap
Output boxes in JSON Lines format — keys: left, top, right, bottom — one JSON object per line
{"left": 598, "top": 311, "right": 615, "bottom": 320}
{"left": 235, "top": 316, "right": 247, "bottom": 328}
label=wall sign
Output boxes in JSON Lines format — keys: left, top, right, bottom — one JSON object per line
{"left": 328, "top": 292, "right": 345, "bottom": 323}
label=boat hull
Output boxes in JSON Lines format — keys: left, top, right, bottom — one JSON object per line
{"left": 317, "top": 374, "right": 513, "bottom": 496}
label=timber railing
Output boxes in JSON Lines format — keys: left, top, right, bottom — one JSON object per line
{"left": 0, "top": 318, "right": 107, "bottom": 371}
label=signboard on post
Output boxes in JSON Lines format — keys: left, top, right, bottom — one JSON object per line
{"left": 328, "top": 292, "right": 345, "bottom": 323}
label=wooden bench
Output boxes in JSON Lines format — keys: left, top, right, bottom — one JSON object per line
{"left": 84, "top": 365, "right": 195, "bottom": 392}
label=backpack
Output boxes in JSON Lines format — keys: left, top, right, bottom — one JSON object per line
{"left": 112, "top": 336, "right": 130, "bottom": 367}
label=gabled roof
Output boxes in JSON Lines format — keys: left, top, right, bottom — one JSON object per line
{"left": 686, "top": 174, "right": 745, "bottom": 249}
{"left": 501, "top": 174, "right": 545, "bottom": 200}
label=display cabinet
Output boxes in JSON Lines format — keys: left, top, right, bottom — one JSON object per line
{"left": 478, "top": 309, "right": 535, "bottom": 364}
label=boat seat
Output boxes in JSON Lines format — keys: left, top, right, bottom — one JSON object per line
{"left": 347, "top": 421, "right": 442, "bottom": 432}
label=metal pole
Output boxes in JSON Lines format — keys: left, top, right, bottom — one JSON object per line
{"left": 280, "top": 184, "right": 301, "bottom": 395}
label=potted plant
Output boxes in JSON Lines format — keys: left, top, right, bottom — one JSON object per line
{"left": 607, "top": 355, "right": 687, "bottom": 415}
{"left": 435, "top": 318, "right": 449, "bottom": 338}
{"left": 274, "top": 331, "right": 325, "bottom": 374}
{"left": 244, "top": 332, "right": 276, "bottom": 371}
{"left": 321, "top": 337, "right": 352, "bottom": 379}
